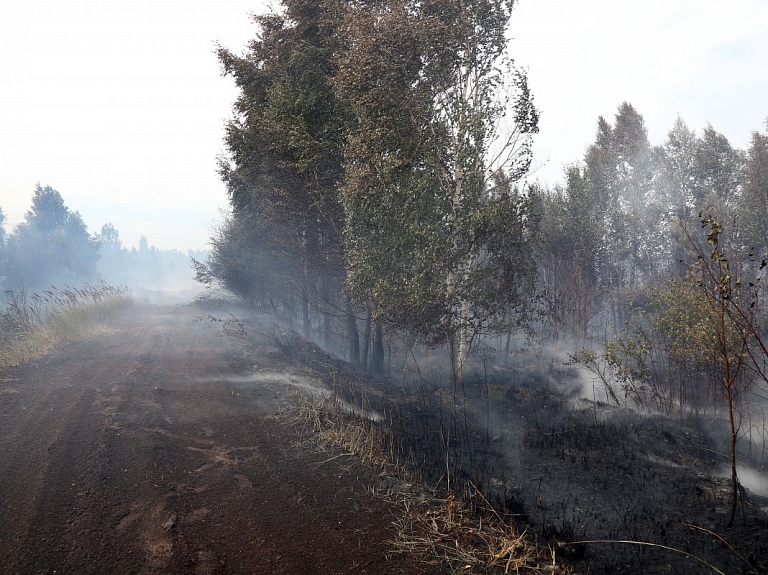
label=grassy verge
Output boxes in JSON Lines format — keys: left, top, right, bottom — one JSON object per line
{"left": 0, "top": 282, "right": 132, "bottom": 370}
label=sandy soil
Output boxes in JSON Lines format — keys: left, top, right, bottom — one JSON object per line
{"left": 0, "top": 304, "right": 440, "bottom": 575}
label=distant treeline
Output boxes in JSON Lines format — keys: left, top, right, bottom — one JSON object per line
{"left": 0, "top": 184, "right": 205, "bottom": 297}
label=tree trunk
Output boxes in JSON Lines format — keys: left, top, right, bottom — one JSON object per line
{"left": 371, "top": 322, "right": 384, "bottom": 375}
{"left": 361, "top": 303, "right": 372, "bottom": 373}
{"left": 726, "top": 382, "right": 739, "bottom": 528}
{"left": 456, "top": 296, "right": 470, "bottom": 382}
{"left": 323, "top": 312, "right": 332, "bottom": 350}
{"left": 302, "top": 292, "right": 311, "bottom": 339}
{"left": 345, "top": 298, "right": 360, "bottom": 366}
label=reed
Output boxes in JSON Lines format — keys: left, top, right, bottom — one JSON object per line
{"left": 0, "top": 282, "right": 132, "bottom": 370}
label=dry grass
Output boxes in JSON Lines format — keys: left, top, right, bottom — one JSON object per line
{"left": 269, "top": 329, "right": 576, "bottom": 574}
{"left": 0, "top": 282, "right": 132, "bottom": 370}
{"left": 389, "top": 486, "right": 572, "bottom": 575}
{"left": 275, "top": 393, "right": 391, "bottom": 466}
{"left": 275, "top": 391, "right": 572, "bottom": 575}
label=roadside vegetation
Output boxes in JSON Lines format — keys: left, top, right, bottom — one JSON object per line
{"left": 268, "top": 330, "right": 573, "bottom": 574}
{"left": 0, "top": 282, "right": 132, "bottom": 370}
{"left": 190, "top": 0, "right": 768, "bottom": 570}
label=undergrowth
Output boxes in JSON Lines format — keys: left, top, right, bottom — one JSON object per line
{"left": 0, "top": 282, "right": 132, "bottom": 370}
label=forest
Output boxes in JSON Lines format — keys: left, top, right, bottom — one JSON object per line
{"left": 188, "top": 0, "right": 768, "bottom": 538}
{"left": 196, "top": 0, "right": 766, "bottom": 413}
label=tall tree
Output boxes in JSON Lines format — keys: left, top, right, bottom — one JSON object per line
{"left": 695, "top": 125, "right": 744, "bottom": 214}
{"left": 659, "top": 117, "right": 700, "bottom": 218}
{"left": 336, "top": 0, "right": 539, "bottom": 378}
{"left": 740, "top": 128, "right": 768, "bottom": 255}
{"left": 5, "top": 185, "right": 98, "bottom": 289}
{"left": 193, "top": 210, "right": 296, "bottom": 309}
{"left": 213, "top": 0, "right": 362, "bottom": 360}
{"left": 0, "top": 207, "right": 6, "bottom": 289}
{"left": 96, "top": 223, "right": 122, "bottom": 251}
{"left": 575, "top": 104, "right": 665, "bottom": 330}
{"left": 540, "top": 166, "right": 606, "bottom": 346}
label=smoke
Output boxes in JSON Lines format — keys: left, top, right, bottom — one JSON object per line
{"left": 97, "top": 244, "right": 204, "bottom": 302}
{"left": 716, "top": 464, "right": 768, "bottom": 499}
{"left": 202, "top": 371, "right": 383, "bottom": 423}
{"left": 0, "top": 187, "right": 206, "bottom": 303}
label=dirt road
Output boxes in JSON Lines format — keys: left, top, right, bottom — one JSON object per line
{"left": 0, "top": 304, "right": 437, "bottom": 575}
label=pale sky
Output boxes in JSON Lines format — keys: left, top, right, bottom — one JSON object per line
{"left": 1, "top": 0, "right": 767, "bottom": 251}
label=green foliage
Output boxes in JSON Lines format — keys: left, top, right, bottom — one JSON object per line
{"left": 217, "top": 0, "right": 348, "bottom": 226}
{"left": 695, "top": 125, "right": 744, "bottom": 211}
{"left": 588, "top": 275, "right": 752, "bottom": 405}
{"left": 213, "top": 0, "right": 353, "bottom": 338}
{"left": 539, "top": 165, "right": 607, "bottom": 341}
{"left": 96, "top": 223, "right": 121, "bottom": 251}
{"left": 643, "top": 281, "right": 713, "bottom": 368}
{"left": 0, "top": 207, "right": 6, "bottom": 287}
{"left": 740, "top": 129, "right": 768, "bottom": 253}
{"left": 210, "top": 0, "right": 540, "bottom": 375}
{"left": 336, "top": 0, "right": 539, "bottom": 357}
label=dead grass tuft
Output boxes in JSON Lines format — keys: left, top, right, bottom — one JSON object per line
{"left": 275, "top": 394, "right": 391, "bottom": 466}
{"left": 390, "top": 487, "right": 573, "bottom": 575}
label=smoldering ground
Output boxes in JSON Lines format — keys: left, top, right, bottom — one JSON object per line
{"left": 242, "top": 315, "right": 768, "bottom": 574}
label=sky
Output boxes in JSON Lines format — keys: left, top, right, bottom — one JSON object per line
{"left": 1, "top": 0, "right": 767, "bottom": 251}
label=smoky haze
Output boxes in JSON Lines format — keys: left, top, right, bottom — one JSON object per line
{"left": 1, "top": 1, "right": 767, "bottom": 571}
{"left": 0, "top": 185, "right": 203, "bottom": 303}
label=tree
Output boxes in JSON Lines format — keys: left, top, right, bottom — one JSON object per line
{"left": 570, "top": 103, "right": 668, "bottom": 332}
{"left": 539, "top": 166, "right": 606, "bottom": 346}
{"left": 193, "top": 210, "right": 297, "bottom": 309}
{"left": 578, "top": 214, "right": 766, "bottom": 528}
{"left": 214, "top": 0, "right": 361, "bottom": 361}
{"left": 336, "top": 0, "right": 539, "bottom": 379}
{"left": 740, "top": 129, "right": 768, "bottom": 255}
{"left": 96, "top": 223, "right": 122, "bottom": 251}
{"left": 682, "top": 216, "right": 765, "bottom": 528}
{"left": 5, "top": 185, "right": 98, "bottom": 289}
{"left": 601, "top": 103, "right": 662, "bottom": 288}
{"left": 695, "top": 125, "right": 744, "bottom": 214}
{"left": 0, "top": 207, "right": 6, "bottom": 289}
{"left": 659, "top": 116, "right": 700, "bottom": 218}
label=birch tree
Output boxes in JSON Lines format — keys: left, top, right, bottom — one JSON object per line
{"left": 336, "top": 0, "right": 539, "bottom": 379}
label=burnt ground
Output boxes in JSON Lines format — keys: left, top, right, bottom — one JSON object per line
{"left": 449, "top": 367, "right": 768, "bottom": 574}
{"left": 322, "top": 351, "right": 768, "bottom": 574}
{"left": 0, "top": 304, "right": 440, "bottom": 575}
{"left": 2, "top": 302, "right": 768, "bottom": 575}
